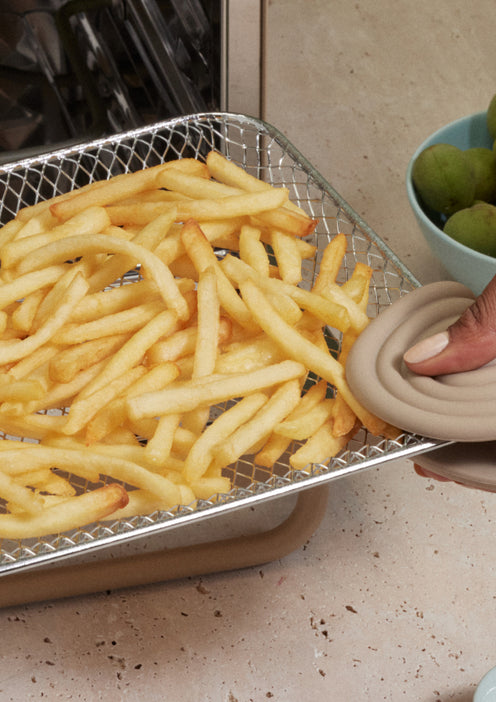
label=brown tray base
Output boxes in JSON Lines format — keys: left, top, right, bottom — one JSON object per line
{"left": 0, "top": 485, "right": 330, "bottom": 608}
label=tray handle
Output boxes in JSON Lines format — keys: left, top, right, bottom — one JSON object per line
{"left": 0, "top": 484, "right": 329, "bottom": 608}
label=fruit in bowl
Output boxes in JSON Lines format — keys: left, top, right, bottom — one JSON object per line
{"left": 406, "top": 96, "right": 496, "bottom": 295}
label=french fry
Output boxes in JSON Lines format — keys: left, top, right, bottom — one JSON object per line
{"left": 62, "top": 365, "right": 146, "bottom": 436}
{"left": 239, "top": 279, "right": 387, "bottom": 435}
{"left": 210, "top": 379, "right": 302, "bottom": 472}
{"left": 76, "top": 309, "right": 178, "bottom": 399}
{"left": 53, "top": 300, "right": 165, "bottom": 345}
{"left": 49, "top": 333, "right": 131, "bottom": 384}
{"left": 106, "top": 187, "right": 289, "bottom": 227}
{"left": 183, "top": 393, "right": 267, "bottom": 482}
{"left": 0, "top": 272, "right": 89, "bottom": 365}
{"left": 239, "top": 224, "right": 270, "bottom": 277}
{"left": 193, "top": 266, "right": 220, "bottom": 379}
{"left": 254, "top": 380, "right": 328, "bottom": 467}
{"left": 331, "top": 262, "right": 374, "bottom": 436}
{"left": 221, "top": 254, "right": 350, "bottom": 332}
{"left": 0, "top": 264, "right": 70, "bottom": 311}
{"left": 289, "top": 421, "right": 358, "bottom": 472}
{"left": 49, "top": 160, "right": 206, "bottom": 221}
{"left": 127, "top": 359, "right": 306, "bottom": 420}
{"left": 16, "top": 233, "right": 190, "bottom": 321}
{"left": 270, "top": 230, "right": 303, "bottom": 285}
{"left": 1, "top": 206, "right": 111, "bottom": 269}
{"left": 0, "top": 483, "right": 129, "bottom": 539}
{"left": 0, "top": 378, "right": 45, "bottom": 403}
{"left": 312, "top": 232, "right": 348, "bottom": 294}
{"left": 181, "top": 219, "right": 255, "bottom": 330}
{"left": 205, "top": 150, "right": 310, "bottom": 218}
{"left": 144, "top": 413, "right": 181, "bottom": 466}
{"left": 85, "top": 362, "right": 180, "bottom": 444}
{"left": 275, "top": 398, "right": 334, "bottom": 440}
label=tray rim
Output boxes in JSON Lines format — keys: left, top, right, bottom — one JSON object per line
{"left": 0, "top": 111, "right": 445, "bottom": 577}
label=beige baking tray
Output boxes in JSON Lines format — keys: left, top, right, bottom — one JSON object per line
{"left": 0, "top": 113, "right": 446, "bottom": 606}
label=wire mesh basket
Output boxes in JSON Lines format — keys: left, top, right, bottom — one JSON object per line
{"left": 0, "top": 112, "right": 445, "bottom": 576}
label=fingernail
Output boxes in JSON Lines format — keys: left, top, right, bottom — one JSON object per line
{"left": 403, "top": 331, "right": 450, "bottom": 364}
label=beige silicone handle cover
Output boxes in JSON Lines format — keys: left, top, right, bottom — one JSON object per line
{"left": 346, "top": 280, "right": 496, "bottom": 489}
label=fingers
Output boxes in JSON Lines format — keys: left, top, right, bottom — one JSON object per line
{"left": 404, "top": 275, "right": 496, "bottom": 376}
{"left": 413, "top": 464, "right": 451, "bottom": 481}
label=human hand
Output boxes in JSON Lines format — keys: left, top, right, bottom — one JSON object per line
{"left": 403, "top": 274, "right": 496, "bottom": 376}
{"left": 404, "top": 275, "right": 496, "bottom": 485}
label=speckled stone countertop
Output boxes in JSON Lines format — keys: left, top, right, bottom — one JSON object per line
{"left": 2, "top": 1, "right": 496, "bottom": 700}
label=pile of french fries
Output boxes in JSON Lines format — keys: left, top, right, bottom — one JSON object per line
{"left": 0, "top": 150, "right": 394, "bottom": 540}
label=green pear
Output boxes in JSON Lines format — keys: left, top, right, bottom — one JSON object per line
{"left": 443, "top": 202, "right": 496, "bottom": 257}
{"left": 412, "top": 143, "right": 475, "bottom": 216}
{"left": 487, "top": 93, "right": 496, "bottom": 141}
{"left": 464, "top": 147, "right": 496, "bottom": 202}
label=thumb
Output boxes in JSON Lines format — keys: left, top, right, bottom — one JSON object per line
{"left": 403, "top": 275, "right": 496, "bottom": 376}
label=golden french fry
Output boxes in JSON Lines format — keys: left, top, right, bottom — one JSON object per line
{"left": 71, "top": 279, "right": 161, "bottom": 325}
{"left": 254, "top": 379, "right": 328, "bottom": 467}
{"left": 239, "top": 279, "right": 387, "bottom": 435}
{"left": 11, "top": 289, "right": 46, "bottom": 333}
{"left": 0, "top": 483, "right": 129, "bottom": 539}
{"left": 275, "top": 397, "right": 334, "bottom": 440}
{"left": 0, "top": 469, "right": 45, "bottom": 515}
{"left": 331, "top": 393, "right": 357, "bottom": 437}
{"left": 239, "top": 224, "right": 270, "bottom": 277}
{"left": 14, "top": 209, "right": 57, "bottom": 239}
{"left": 76, "top": 309, "right": 178, "bottom": 399}
{"left": 0, "top": 264, "right": 70, "bottom": 312}
{"left": 254, "top": 432, "right": 292, "bottom": 468}
{"left": 106, "top": 187, "right": 289, "bottom": 227}
{"left": 1, "top": 206, "right": 111, "bottom": 269}
{"left": 183, "top": 393, "right": 268, "bottom": 482}
{"left": 181, "top": 219, "right": 255, "bottom": 330}
{"left": 33, "top": 471, "right": 77, "bottom": 497}
{"left": 190, "top": 477, "right": 232, "bottom": 500}
{"left": 128, "top": 359, "right": 306, "bottom": 420}
{"left": 0, "top": 378, "right": 45, "bottom": 403}
{"left": 205, "top": 150, "right": 309, "bottom": 218}
{"left": 289, "top": 421, "right": 358, "bottom": 472}
{"left": 211, "top": 379, "right": 302, "bottom": 472}
{"left": 270, "top": 230, "right": 302, "bottom": 285}
{"left": 312, "top": 232, "right": 348, "bottom": 295}
{"left": 0, "top": 218, "right": 24, "bottom": 248}
{"left": 155, "top": 218, "right": 243, "bottom": 267}
{"left": 85, "top": 362, "right": 180, "bottom": 444}
{"left": 251, "top": 207, "right": 317, "bottom": 238}
{"left": 49, "top": 333, "right": 131, "bottom": 384}
{"left": 221, "top": 254, "right": 350, "bottom": 332}
{"left": 50, "top": 162, "right": 183, "bottom": 221}
{"left": 214, "top": 335, "right": 285, "bottom": 374}
{"left": 144, "top": 413, "right": 181, "bottom": 466}
{"left": 0, "top": 272, "right": 89, "bottom": 365}
{"left": 53, "top": 300, "right": 165, "bottom": 345}
{"left": 158, "top": 168, "right": 239, "bottom": 199}
{"left": 16, "top": 233, "right": 190, "bottom": 321}
{"left": 62, "top": 366, "right": 146, "bottom": 436}
{"left": 193, "top": 266, "right": 220, "bottom": 379}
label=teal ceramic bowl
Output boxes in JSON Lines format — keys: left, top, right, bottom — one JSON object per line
{"left": 474, "top": 665, "right": 496, "bottom": 701}
{"left": 406, "top": 111, "right": 496, "bottom": 296}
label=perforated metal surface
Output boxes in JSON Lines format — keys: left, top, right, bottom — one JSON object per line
{"left": 0, "top": 112, "right": 445, "bottom": 575}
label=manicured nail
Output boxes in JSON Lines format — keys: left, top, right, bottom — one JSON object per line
{"left": 403, "top": 331, "right": 450, "bottom": 364}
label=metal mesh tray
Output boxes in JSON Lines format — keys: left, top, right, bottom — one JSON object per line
{"left": 0, "top": 112, "right": 445, "bottom": 576}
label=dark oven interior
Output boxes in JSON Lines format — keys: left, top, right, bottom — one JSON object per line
{"left": 0, "top": 0, "right": 221, "bottom": 160}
